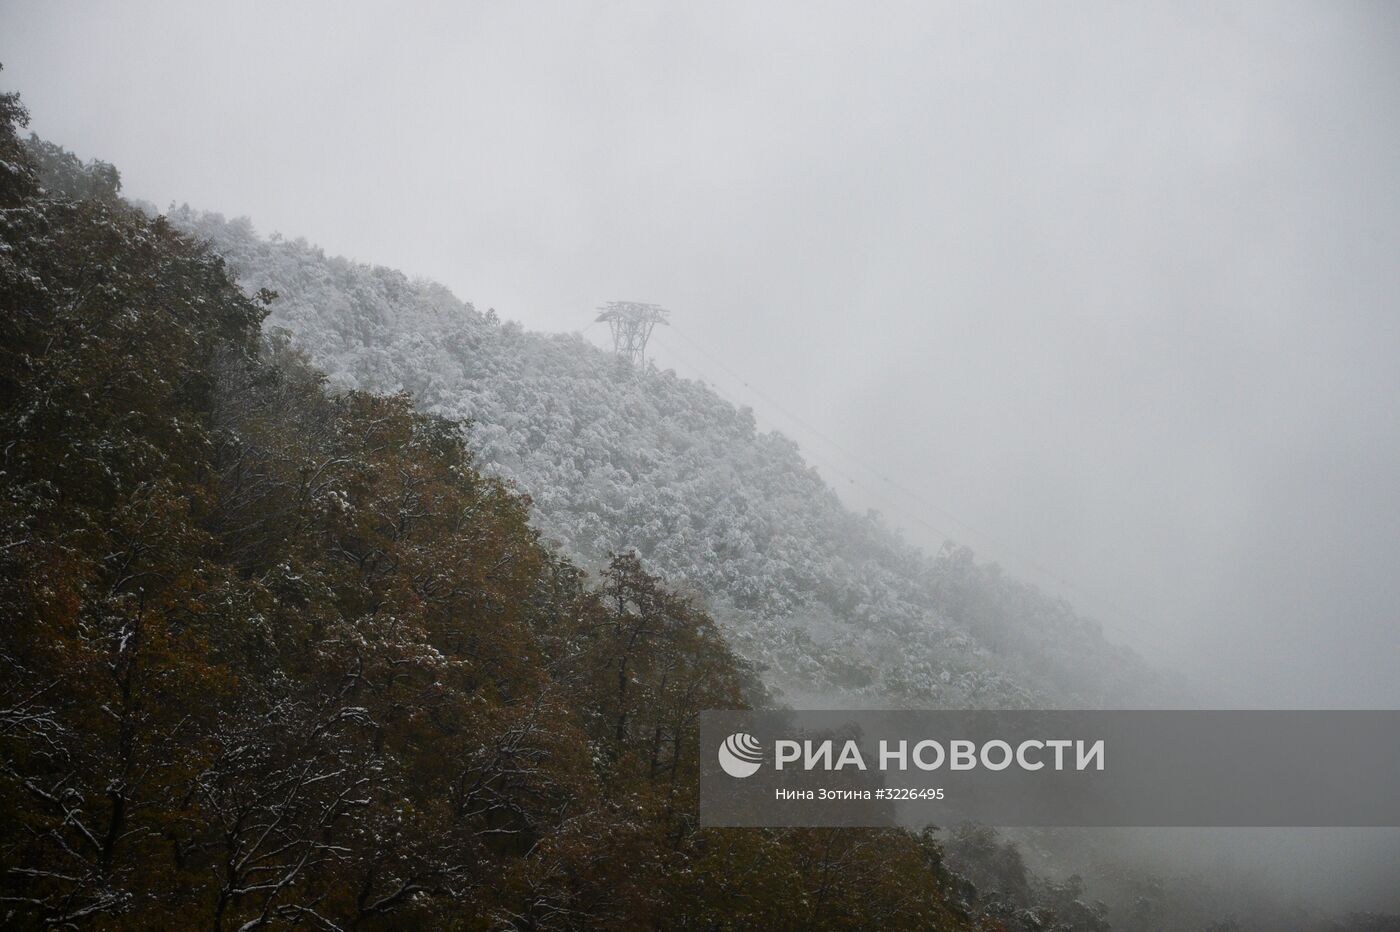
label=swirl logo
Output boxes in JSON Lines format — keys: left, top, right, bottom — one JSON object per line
{"left": 718, "top": 732, "right": 764, "bottom": 778}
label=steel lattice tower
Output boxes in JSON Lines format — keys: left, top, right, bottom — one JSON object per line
{"left": 595, "top": 301, "right": 669, "bottom": 366}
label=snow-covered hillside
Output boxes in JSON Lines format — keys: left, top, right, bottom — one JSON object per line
{"left": 169, "top": 207, "right": 1177, "bottom": 710}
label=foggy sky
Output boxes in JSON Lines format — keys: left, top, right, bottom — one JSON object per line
{"left": 5, "top": 1, "right": 1399, "bottom": 706}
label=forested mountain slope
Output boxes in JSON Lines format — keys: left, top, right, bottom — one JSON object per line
{"left": 1, "top": 96, "right": 996, "bottom": 929}
{"left": 11, "top": 111, "right": 1373, "bottom": 932}
{"left": 165, "top": 208, "right": 1176, "bottom": 711}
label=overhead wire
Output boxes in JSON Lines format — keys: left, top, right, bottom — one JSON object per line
{"left": 646, "top": 324, "right": 1186, "bottom": 663}
{"left": 648, "top": 332, "right": 960, "bottom": 547}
